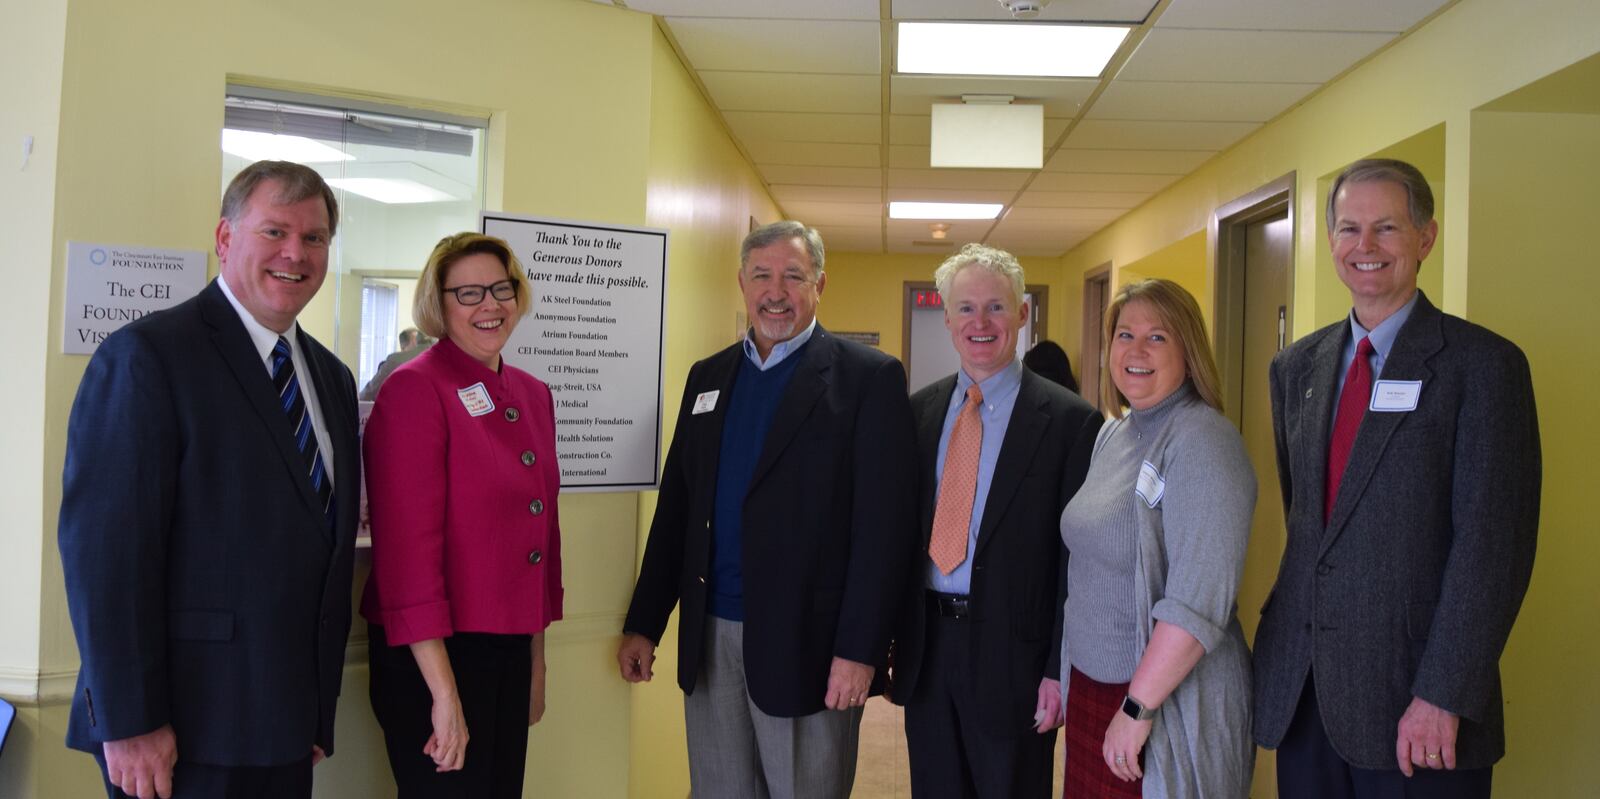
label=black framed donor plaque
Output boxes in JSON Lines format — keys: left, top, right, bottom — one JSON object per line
{"left": 483, "top": 212, "right": 667, "bottom": 491}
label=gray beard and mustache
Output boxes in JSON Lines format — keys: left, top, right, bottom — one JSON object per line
{"left": 753, "top": 305, "right": 797, "bottom": 342}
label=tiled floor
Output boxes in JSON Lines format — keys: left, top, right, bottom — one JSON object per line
{"left": 852, "top": 698, "right": 1066, "bottom": 798}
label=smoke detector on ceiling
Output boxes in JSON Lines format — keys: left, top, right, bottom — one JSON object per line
{"left": 996, "top": 0, "right": 1047, "bottom": 20}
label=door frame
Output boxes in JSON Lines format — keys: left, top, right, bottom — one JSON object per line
{"left": 1210, "top": 172, "right": 1296, "bottom": 426}
{"left": 1079, "top": 263, "right": 1111, "bottom": 411}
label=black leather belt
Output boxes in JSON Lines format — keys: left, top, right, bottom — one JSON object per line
{"left": 926, "top": 590, "right": 971, "bottom": 619}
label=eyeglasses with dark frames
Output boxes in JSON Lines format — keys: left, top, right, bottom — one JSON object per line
{"left": 443, "top": 280, "right": 518, "bottom": 306}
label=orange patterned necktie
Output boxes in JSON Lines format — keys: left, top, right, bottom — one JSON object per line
{"left": 930, "top": 385, "right": 983, "bottom": 575}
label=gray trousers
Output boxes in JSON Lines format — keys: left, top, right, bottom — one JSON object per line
{"left": 685, "top": 615, "right": 863, "bottom": 799}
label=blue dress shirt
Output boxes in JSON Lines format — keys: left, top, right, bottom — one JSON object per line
{"left": 742, "top": 318, "right": 818, "bottom": 371}
{"left": 1331, "top": 291, "right": 1420, "bottom": 426}
{"left": 927, "top": 359, "right": 1023, "bottom": 594}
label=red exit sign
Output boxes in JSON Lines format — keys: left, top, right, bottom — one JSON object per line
{"left": 913, "top": 289, "right": 943, "bottom": 309}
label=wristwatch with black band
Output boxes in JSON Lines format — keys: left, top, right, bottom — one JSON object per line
{"left": 1121, "top": 694, "right": 1158, "bottom": 721}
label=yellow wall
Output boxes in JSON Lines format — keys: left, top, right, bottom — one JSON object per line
{"left": 1466, "top": 106, "right": 1600, "bottom": 796}
{"left": 0, "top": 0, "right": 777, "bottom": 796}
{"left": 1115, "top": 230, "right": 1210, "bottom": 328}
{"left": 626, "top": 21, "right": 782, "bottom": 799}
{"left": 1053, "top": 0, "right": 1600, "bottom": 795}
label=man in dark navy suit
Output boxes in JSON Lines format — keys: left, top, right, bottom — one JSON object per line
{"left": 618, "top": 221, "right": 917, "bottom": 798}
{"left": 891, "top": 244, "right": 1100, "bottom": 798}
{"left": 60, "top": 160, "right": 360, "bottom": 799}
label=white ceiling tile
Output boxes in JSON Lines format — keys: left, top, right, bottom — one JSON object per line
{"left": 667, "top": 18, "right": 880, "bottom": 74}
{"left": 887, "top": 187, "right": 1016, "bottom": 204}
{"left": 778, "top": 201, "right": 883, "bottom": 226}
{"left": 1003, "top": 207, "right": 1129, "bottom": 225}
{"left": 890, "top": 75, "right": 1094, "bottom": 117}
{"left": 745, "top": 141, "right": 881, "bottom": 168}
{"left": 888, "top": 145, "right": 928, "bottom": 169}
{"left": 700, "top": 72, "right": 881, "bottom": 113}
{"left": 1119, "top": 28, "right": 1396, "bottom": 83}
{"left": 1156, "top": 0, "right": 1449, "bottom": 32}
{"left": 760, "top": 164, "right": 882, "bottom": 187}
{"left": 771, "top": 185, "right": 883, "bottom": 204}
{"left": 1014, "top": 190, "right": 1150, "bottom": 209}
{"left": 888, "top": 218, "right": 996, "bottom": 240}
{"left": 725, "top": 112, "right": 881, "bottom": 144}
{"left": 626, "top": 1, "right": 879, "bottom": 20}
{"left": 1064, "top": 119, "right": 1260, "bottom": 150}
{"left": 889, "top": 115, "right": 930, "bottom": 145}
{"left": 891, "top": 0, "right": 1156, "bottom": 23}
{"left": 1045, "top": 148, "right": 1214, "bottom": 174}
{"left": 1087, "top": 80, "right": 1320, "bottom": 122}
{"left": 888, "top": 168, "right": 1030, "bottom": 191}
{"left": 1029, "top": 172, "right": 1180, "bottom": 193}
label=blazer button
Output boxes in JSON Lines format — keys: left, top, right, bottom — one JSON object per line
{"left": 529, "top": 498, "right": 545, "bottom": 515}
{"left": 1316, "top": 563, "right": 1332, "bottom": 576}
{"left": 505, "top": 407, "right": 520, "bottom": 422}
{"left": 528, "top": 549, "right": 543, "bottom": 564}
{"left": 521, "top": 450, "right": 536, "bottom": 466}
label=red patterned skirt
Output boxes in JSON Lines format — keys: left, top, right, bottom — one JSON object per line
{"left": 1063, "top": 667, "right": 1143, "bottom": 798}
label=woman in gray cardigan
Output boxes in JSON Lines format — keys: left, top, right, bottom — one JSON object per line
{"left": 1059, "top": 279, "right": 1256, "bottom": 798}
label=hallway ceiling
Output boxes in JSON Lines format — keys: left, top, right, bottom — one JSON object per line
{"left": 592, "top": 0, "right": 1454, "bottom": 257}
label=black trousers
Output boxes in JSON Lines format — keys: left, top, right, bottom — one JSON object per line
{"left": 95, "top": 752, "right": 311, "bottom": 799}
{"left": 904, "top": 603, "right": 1055, "bottom": 799}
{"left": 1277, "top": 675, "right": 1492, "bottom": 799}
{"left": 369, "top": 625, "right": 533, "bottom": 799}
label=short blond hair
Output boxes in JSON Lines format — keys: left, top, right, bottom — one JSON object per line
{"left": 933, "top": 243, "right": 1025, "bottom": 307}
{"left": 413, "top": 233, "right": 532, "bottom": 339}
{"left": 1101, "top": 278, "right": 1224, "bottom": 418}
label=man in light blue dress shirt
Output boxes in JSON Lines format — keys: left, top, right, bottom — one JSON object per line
{"left": 891, "top": 244, "right": 1103, "bottom": 798}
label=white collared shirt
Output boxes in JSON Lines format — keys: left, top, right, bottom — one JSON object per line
{"left": 217, "top": 277, "right": 335, "bottom": 483}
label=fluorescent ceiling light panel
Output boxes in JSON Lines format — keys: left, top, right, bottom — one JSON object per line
{"left": 221, "top": 129, "right": 352, "bottom": 163}
{"left": 326, "top": 178, "right": 456, "bottom": 204}
{"left": 931, "top": 104, "right": 1043, "bottom": 169}
{"left": 890, "top": 202, "right": 1003, "bottom": 220}
{"left": 897, "top": 22, "right": 1129, "bottom": 77}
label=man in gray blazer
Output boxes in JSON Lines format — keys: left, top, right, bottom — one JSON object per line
{"left": 1253, "top": 158, "right": 1540, "bottom": 798}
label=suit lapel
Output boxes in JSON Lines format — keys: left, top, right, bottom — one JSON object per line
{"left": 1289, "top": 325, "right": 1343, "bottom": 534}
{"left": 297, "top": 331, "right": 349, "bottom": 546}
{"left": 201, "top": 282, "right": 323, "bottom": 520}
{"left": 694, "top": 346, "right": 744, "bottom": 493}
{"left": 748, "top": 329, "right": 833, "bottom": 493}
{"left": 914, "top": 376, "right": 959, "bottom": 543}
{"left": 973, "top": 370, "right": 1047, "bottom": 559}
{"left": 1321, "top": 295, "right": 1443, "bottom": 554}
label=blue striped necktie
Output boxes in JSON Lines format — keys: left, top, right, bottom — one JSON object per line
{"left": 271, "top": 336, "right": 334, "bottom": 525}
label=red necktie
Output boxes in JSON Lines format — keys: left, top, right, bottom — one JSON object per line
{"left": 930, "top": 385, "right": 983, "bottom": 574}
{"left": 1325, "top": 336, "right": 1374, "bottom": 524}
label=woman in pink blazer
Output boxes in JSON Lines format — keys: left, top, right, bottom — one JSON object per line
{"left": 361, "top": 233, "right": 562, "bottom": 798}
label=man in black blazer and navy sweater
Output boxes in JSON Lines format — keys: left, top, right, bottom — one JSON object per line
{"left": 1254, "top": 159, "right": 1540, "bottom": 799}
{"left": 59, "top": 161, "right": 360, "bottom": 799}
{"left": 618, "top": 221, "right": 917, "bottom": 798}
{"left": 891, "top": 244, "right": 1101, "bottom": 798}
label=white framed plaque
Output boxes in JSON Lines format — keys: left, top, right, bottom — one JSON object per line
{"left": 483, "top": 212, "right": 668, "bottom": 492}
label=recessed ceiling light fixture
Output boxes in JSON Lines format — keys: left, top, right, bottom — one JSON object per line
{"left": 327, "top": 178, "right": 457, "bottom": 204}
{"left": 890, "top": 202, "right": 1003, "bottom": 220}
{"left": 221, "top": 129, "right": 352, "bottom": 163}
{"left": 897, "top": 21, "right": 1129, "bottom": 78}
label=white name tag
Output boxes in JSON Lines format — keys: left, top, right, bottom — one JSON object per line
{"left": 457, "top": 382, "right": 495, "bottom": 417}
{"left": 1135, "top": 460, "right": 1165, "bottom": 508}
{"left": 1369, "top": 380, "right": 1422, "bottom": 412}
{"left": 692, "top": 390, "right": 720, "bottom": 415}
